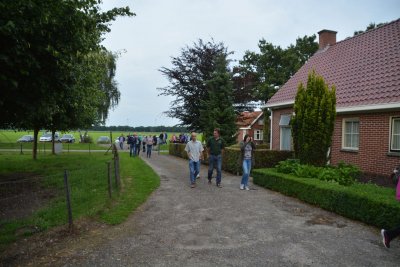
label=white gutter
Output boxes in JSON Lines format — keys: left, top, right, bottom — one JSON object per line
{"left": 265, "top": 101, "right": 400, "bottom": 113}
{"left": 249, "top": 112, "right": 264, "bottom": 128}
{"left": 270, "top": 109, "right": 273, "bottom": 149}
{"left": 336, "top": 102, "right": 400, "bottom": 113}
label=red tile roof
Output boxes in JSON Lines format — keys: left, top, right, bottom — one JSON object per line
{"left": 267, "top": 19, "right": 400, "bottom": 110}
{"left": 236, "top": 111, "right": 263, "bottom": 128}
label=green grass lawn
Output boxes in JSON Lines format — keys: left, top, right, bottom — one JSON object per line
{"left": 0, "top": 152, "right": 160, "bottom": 251}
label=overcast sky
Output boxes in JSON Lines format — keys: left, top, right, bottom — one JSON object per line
{"left": 99, "top": 0, "right": 399, "bottom": 127}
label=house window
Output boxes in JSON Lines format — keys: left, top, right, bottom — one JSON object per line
{"left": 279, "top": 114, "right": 291, "bottom": 151}
{"left": 254, "top": 130, "right": 263, "bottom": 140}
{"left": 390, "top": 117, "right": 400, "bottom": 151}
{"left": 342, "top": 118, "right": 359, "bottom": 150}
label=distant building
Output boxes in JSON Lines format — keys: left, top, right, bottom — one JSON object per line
{"left": 236, "top": 111, "right": 264, "bottom": 144}
{"left": 266, "top": 19, "right": 400, "bottom": 176}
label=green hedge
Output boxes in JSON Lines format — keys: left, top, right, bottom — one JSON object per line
{"left": 169, "top": 143, "right": 292, "bottom": 175}
{"left": 253, "top": 168, "right": 400, "bottom": 229}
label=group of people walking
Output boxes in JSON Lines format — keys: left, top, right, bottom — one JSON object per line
{"left": 118, "top": 133, "right": 157, "bottom": 158}
{"left": 184, "top": 128, "right": 254, "bottom": 190}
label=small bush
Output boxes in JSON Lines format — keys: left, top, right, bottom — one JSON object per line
{"left": 318, "top": 168, "right": 337, "bottom": 182}
{"left": 276, "top": 159, "right": 300, "bottom": 174}
{"left": 275, "top": 159, "right": 359, "bottom": 186}
{"left": 294, "top": 164, "right": 320, "bottom": 178}
{"left": 80, "top": 135, "right": 93, "bottom": 143}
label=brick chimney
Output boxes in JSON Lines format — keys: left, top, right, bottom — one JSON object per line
{"left": 318, "top": 29, "right": 337, "bottom": 49}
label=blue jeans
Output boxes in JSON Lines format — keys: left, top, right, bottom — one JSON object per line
{"left": 147, "top": 144, "right": 152, "bottom": 157}
{"left": 208, "top": 154, "right": 222, "bottom": 184}
{"left": 189, "top": 160, "right": 200, "bottom": 184}
{"left": 129, "top": 144, "right": 135, "bottom": 157}
{"left": 241, "top": 159, "right": 252, "bottom": 186}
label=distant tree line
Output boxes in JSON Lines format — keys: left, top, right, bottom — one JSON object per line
{"left": 90, "top": 125, "right": 188, "bottom": 133}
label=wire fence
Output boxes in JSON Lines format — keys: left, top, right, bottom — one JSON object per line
{"left": 0, "top": 142, "right": 114, "bottom": 154}
{"left": 0, "top": 146, "right": 121, "bottom": 230}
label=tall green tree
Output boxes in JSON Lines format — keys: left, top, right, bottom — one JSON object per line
{"left": 0, "top": 0, "right": 133, "bottom": 158}
{"left": 200, "top": 57, "right": 237, "bottom": 145}
{"left": 238, "top": 35, "right": 319, "bottom": 102}
{"left": 291, "top": 71, "right": 336, "bottom": 166}
{"left": 158, "top": 39, "right": 232, "bottom": 131}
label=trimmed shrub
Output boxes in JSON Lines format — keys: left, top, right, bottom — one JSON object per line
{"left": 253, "top": 168, "right": 400, "bottom": 229}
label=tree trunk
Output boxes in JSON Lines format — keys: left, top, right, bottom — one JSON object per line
{"left": 33, "top": 128, "right": 39, "bottom": 160}
{"left": 52, "top": 129, "right": 55, "bottom": 155}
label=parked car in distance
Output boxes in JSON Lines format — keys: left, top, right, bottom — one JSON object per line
{"left": 39, "top": 132, "right": 60, "bottom": 142}
{"left": 17, "top": 135, "right": 34, "bottom": 142}
{"left": 97, "top": 136, "right": 111, "bottom": 144}
{"left": 60, "top": 134, "right": 75, "bottom": 143}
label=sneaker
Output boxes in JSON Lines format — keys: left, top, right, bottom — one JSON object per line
{"left": 196, "top": 174, "right": 200, "bottom": 179}
{"left": 217, "top": 183, "right": 222, "bottom": 188}
{"left": 190, "top": 183, "right": 196, "bottom": 188}
{"left": 240, "top": 184, "right": 244, "bottom": 190}
{"left": 381, "top": 229, "right": 390, "bottom": 248}
{"left": 245, "top": 186, "right": 250, "bottom": 191}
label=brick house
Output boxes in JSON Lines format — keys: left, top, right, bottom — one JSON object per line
{"left": 236, "top": 111, "right": 264, "bottom": 144}
{"left": 265, "top": 19, "right": 400, "bottom": 176}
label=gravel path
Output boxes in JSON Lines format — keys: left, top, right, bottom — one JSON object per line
{"left": 57, "top": 152, "right": 399, "bottom": 266}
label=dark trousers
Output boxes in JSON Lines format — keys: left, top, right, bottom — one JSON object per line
{"left": 387, "top": 225, "right": 400, "bottom": 241}
{"left": 208, "top": 154, "right": 222, "bottom": 184}
{"left": 135, "top": 143, "right": 140, "bottom": 155}
{"left": 147, "top": 144, "right": 152, "bottom": 158}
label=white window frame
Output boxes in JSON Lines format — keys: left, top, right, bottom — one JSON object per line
{"left": 279, "top": 114, "right": 292, "bottom": 151}
{"left": 390, "top": 116, "right": 400, "bottom": 152}
{"left": 254, "top": 129, "right": 263, "bottom": 141}
{"left": 342, "top": 118, "right": 360, "bottom": 150}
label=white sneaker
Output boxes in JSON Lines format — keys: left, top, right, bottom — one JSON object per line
{"left": 245, "top": 186, "right": 250, "bottom": 191}
{"left": 240, "top": 184, "right": 244, "bottom": 190}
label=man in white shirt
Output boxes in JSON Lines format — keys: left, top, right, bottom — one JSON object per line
{"left": 185, "top": 132, "right": 204, "bottom": 188}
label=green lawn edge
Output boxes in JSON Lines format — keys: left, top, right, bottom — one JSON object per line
{"left": 99, "top": 154, "right": 160, "bottom": 224}
{"left": 253, "top": 168, "right": 400, "bottom": 229}
{"left": 0, "top": 153, "right": 159, "bottom": 251}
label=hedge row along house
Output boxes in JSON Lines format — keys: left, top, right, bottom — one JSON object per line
{"left": 235, "top": 111, "right": 264, "bottom": 144}
{"left": 265, "top": 19, "right": 400, "bottom": 177}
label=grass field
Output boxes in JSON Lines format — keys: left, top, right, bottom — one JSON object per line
{"left": 0, "top": 130, "right": 193, "bottom": 151}
{"left": 0, "top": 152, "right": 160, "bottom": 251}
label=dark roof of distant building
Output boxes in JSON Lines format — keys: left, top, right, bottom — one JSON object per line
{"left": 236, "top": 111, "right": 263, "bottom": 128}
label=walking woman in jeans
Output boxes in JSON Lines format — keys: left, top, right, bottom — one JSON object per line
{"left": 239, "top": 134, "right": 255, "bottom": 190}
{"left": 146, "top": 136, "right": 153, "bottom": 158}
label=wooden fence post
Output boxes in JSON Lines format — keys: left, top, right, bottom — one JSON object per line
{"left": 63, "top": 170, "right": 73, "bottom": 230}
{"left": 112, "top": 144, "right": 120, "bottom": 189}
{"left": 107, "top": 162, "right": 112, "bottom": 198}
